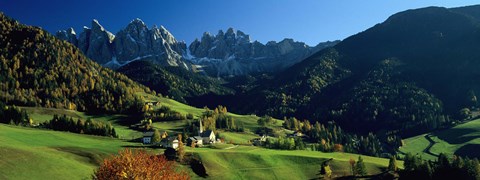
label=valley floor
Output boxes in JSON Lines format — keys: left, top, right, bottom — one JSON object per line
{"left": 0, "top": 124, "right": 396, "bottom": 180}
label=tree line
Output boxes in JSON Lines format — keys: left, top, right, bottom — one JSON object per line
{"left": 148, "top": 105, "right": 187, "bottom": 122}
{"left": 0, "top": 102, "right": 32, "bottom": 125}
{"left": 283, "top": 117, "right": 386, "bottom": 157}
{"left": 0, "top": 101, "right": 117, "bottom": 137}
{"left": 264, "top": 136, "right": 306, "bottom": 150}
{"left": 400, "top": 153, "right": 480, "bottom": 180}
{"left": 199, "top": 106, "right": 243, "bottom": 132}
{"left": 42, "top": 114, "right": 118, "bottom": 137}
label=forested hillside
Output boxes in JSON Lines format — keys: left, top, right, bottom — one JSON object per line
{"left": 117, "top": 60, "right": 233, "bottom": 103}
{"left": 0, "top": 13, "right": 151, "bottom": 114}
{"left": 220, "top": 6, "right": 480, "bottom": 137}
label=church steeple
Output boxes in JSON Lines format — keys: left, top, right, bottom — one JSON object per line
{"left": 198, "top": 119, "right": 203, "bottom": 136}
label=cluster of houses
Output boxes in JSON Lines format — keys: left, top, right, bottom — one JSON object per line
{"left": 145, "top": 101, "right": 160, "bottom": 107}
{"left": 252, "top": 135, "right": 267, "bottom": 146}
{"left": 142, "top": 120, "right": 217, "bottom": 149}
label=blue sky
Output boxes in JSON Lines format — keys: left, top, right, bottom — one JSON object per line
{"left": 1, "top": 0, "right": 479, "bottom": 46}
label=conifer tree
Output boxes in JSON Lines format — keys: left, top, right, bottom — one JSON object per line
{"left": 388, "top": 156, "right": 398, "bottom": 172}
{"left": 355, "top": 156, "right": 367, "bottom": 176}
{"left": 152, "top": 129, "right": 161, "bottom": 144}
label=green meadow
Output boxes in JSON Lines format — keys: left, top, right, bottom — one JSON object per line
{"left": 400, "top": 118, "right": 480, "bottom": 160}
{"left": 189, "top": 146, "right": 398, "bottom": 179}
{"left": 0, "top": 96, "right": 399, "bottom": 179}
{"left": 0, "top": 124, "right": 139, "bottom": 180}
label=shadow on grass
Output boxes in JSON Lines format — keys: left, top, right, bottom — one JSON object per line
{"left": 432, "top": 128, "right": 479, "bottom": 144}
{"left": 54, "top": 147, "right": 108, "bottom": 166}
{"left": 84, "top": 112, "right": 143, "bottom": 126}
{"left": 190, "top": 158, "right": 208, "bottom": 178}
{"left": 454, "top": 144, "right": 480, "bottom": 158}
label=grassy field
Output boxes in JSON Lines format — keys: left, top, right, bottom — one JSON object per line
{"left": 19, "top": 106, "right": 142, "bottom": 139}
{"left": 219, "top": 131, "right": 259, "bottom": 144}
{"left": 0, "top": 124, "right": 398, "bottom": 180}
{"left": 189, "top": 146, "right": 399, "bottom": 179}
{"left": 139, "top": 93, "right": 281, "bottom": 139}
{"left": 0, "top": 124, "right": 144, "bottom": 180}
{"left": 2, "top": 94, "right": 401, "bottom": 179}
{"left": 19, "top": 95, "right": 280, "bottom": 141}
{"left": 400, "top": 118, "right": 480, "bottom": 160}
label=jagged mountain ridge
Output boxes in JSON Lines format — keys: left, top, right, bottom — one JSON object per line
{"left": 188, "top": 28, "right": 339, "bottom": 76}
{"left": 56, "top": 19, "right": 188, "bottom": 70}
{"left": 56, "top": 20, "right": 338, "bottom": 76}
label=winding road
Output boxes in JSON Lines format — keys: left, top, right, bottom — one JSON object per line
{"left": 423, "top": 134, "right": 439, "bottom": 157}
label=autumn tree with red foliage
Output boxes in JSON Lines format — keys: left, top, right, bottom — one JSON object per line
{"left": 93, "top": 148, "right": 189, "bottom": 180}
{"left": 333, "top": 144, "right": 343, "bottom": 152}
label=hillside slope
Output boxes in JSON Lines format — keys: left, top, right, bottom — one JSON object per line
{"left": 229, "top": 6, "right": 480, "bottom": 137}
{"left": 0, "top": 124, "right": 396, "bottom": 179}
{"left": 400, "top": 118, "right": 480, "bottom": 160}
{"left": 0, "top": 124, "right": 137, "bottom": 179}
{"left": 117, "top": 60, "right": 233, "bottom": 103}
{"left": 0, "top": 13, "right": 152, "bottom": 114}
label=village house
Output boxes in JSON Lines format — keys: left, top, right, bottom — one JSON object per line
{"left": 145, "top": 101, "right": 160, "bottom": 107}
{"left": 187, "top": 120, "right": 216, "bottom": 146}
{"left": 187, "top": 136, "right": 203, "bottom": 146}
{"left": 252, "top": 135, "right": 267, "bottom": 146}
{"left": 142, "top": 131, "right": 155, "bottom": 144}
{"left": 199, "top": 120, "right": 216, "bottom": 144}
{"left": 143, "top": 131, "right": 178, "bottom": 149}
{"left": 160, "top": 136, "right": 179, "bottom": 149}
{"left": 200, "top": 130, "right": 216, "bottom": 144}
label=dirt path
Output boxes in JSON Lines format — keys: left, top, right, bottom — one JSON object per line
{"left": 223, "top": 145, "right": 239, "bottom": 150}
{"left": 423, "top": 134, "right": 439, "bottom": 157}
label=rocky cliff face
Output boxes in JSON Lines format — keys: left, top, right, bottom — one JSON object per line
{"left": 55, "top": 27, "right": 78, "bottom": 46}
{"left": 56, "top": 19, "right": 187, "bottom": 69}
{"left": 113, "top": 19, "right": 187, "bottom": 67}
{"left": 57, "top": 21, "right": 337, "bottom": 76}
{"left": 187, "top": 28, "right": 338, "bottom": 76}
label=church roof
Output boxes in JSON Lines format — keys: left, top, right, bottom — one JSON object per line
{"left": 201, "top": 130, "right": 214, "bottom": 137}
{"left": 143, "top": 131, "right": 154, "bottom": 137}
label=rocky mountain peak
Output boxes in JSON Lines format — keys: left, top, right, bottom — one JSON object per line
{"left": 225, "top": 27, "right": 235, "bottom": 37}
{"left": 67, "top": 27, "right": 76, "bottom": 35}
{"left": 57, "top": 18, "right": 188, "bottom": 69}
{"left": 202, "top": 32, "right": 213, "bottom": 40}
{"left": 55, "top": 27, "right": 78, "bottom": 46}
{"left": 91, "top": 19, "right": 105, "bottom": 31}
{"left": 186, "top": 28, "right": 338, "bottom": 76}
{"left": 152, "top": 25, "right": 177, "bottom": 44}
{"left": 81, "top": 19, "right": 114, "bottom": 64}
{"left": 126, "top": 18, "right": 148, "bottom": 32}
{"left": 56, "top": 21, "right": 337, "bottom": 77}
{"left": 216, "top": 30, "right": 224, "bottom": 37}
{"left": 131, "top": 18, "right": 146, "bottom": 25}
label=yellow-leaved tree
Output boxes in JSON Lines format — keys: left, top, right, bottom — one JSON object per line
{"left": 93, "top": 148, "right": 189, "bottom": 180}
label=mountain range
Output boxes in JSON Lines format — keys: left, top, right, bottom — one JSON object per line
{"left": 9, "top": 5, "right": 480, "bottom": 138}
{"left": 187, "top": 29, "right": 338, "bottom": 76}
{"left": 4, "top": 4, "right": 480, "bottom": 178}
{"left": 56, "top": 19, "right": 188, "bottom": 70}
{"left": 56, "top": 19, "right": 338, "bottom": 76}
